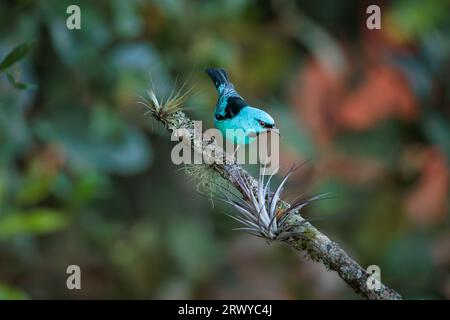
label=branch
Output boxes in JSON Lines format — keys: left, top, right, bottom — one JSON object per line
{"left": 144, "top": 94, "right": 402, "bottom": 300}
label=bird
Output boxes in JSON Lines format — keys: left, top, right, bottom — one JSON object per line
{"left": 205, "top": 67, "right": 277, "bottom": 145}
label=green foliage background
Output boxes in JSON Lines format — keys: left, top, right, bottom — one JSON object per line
{"left": 0, "top": 0, "right": 449, "bottom": 299}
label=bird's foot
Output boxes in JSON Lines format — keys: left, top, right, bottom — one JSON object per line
{"left": 232, "top": 145, "right": 241, "bottom": 159}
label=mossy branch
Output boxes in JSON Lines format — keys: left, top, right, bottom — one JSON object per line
{"left": 143, "top": 88, "right": 402, "bottom": 300}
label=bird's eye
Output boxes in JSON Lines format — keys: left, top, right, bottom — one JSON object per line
{"left": 259, "top": 120, "right": 266, "bottom": 127}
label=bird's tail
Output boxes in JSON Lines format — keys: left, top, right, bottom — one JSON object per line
{"left": 205, "top": 67, "right": 231, "bottom": 91}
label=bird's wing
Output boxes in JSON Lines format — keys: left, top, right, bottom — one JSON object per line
{"left": 215, "top": 88, "right": 246, "bottom": 120}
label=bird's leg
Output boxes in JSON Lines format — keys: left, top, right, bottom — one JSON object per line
{"left": 232, "top": 144, "right": 240, "bottom": 159}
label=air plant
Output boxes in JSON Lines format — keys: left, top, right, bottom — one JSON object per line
{"left": 214, "top": 164, "right": 328, "bottom": 241}
{"left": 138, "top": 78, "right": 194, "bottom": 121}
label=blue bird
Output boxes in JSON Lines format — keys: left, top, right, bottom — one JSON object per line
{"left": 205, "top": 67, "right": 277, "bottom": 145}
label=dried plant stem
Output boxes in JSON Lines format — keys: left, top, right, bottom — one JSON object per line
{"left": 151, "top": 103, "right": 402, "bottom": 300}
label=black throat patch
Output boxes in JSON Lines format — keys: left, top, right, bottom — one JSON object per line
{"left": 215, "top": 97, "right": 247, "bottom": 120}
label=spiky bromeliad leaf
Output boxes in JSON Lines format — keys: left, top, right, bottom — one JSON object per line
{"left": 214, "top": 164, "right": 328, "bottom": 241}
{"left": 138, "top": 78, "right": 194, "bottom": 120}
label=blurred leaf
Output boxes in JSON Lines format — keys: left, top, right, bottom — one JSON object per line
{"left": 15, "top": 174, "right": 54, "bottom": 206}
{"left": 0, "top": 209, "right": 69, "bottom": 239}
{"left": 6, "top": 72, "right": 36, "bottom": 90}
{"left": 15, "top": 147, "right": 63, "bottom": 205}
{"left": 70, "top": 172, "right": 105, "bottom": 203}
{"left": 0, "top": 41, "right": 34, "bottom": 73}
{"left": 389, "top": 0, "right": 448, "bottom": 38}
{"left": 0, "top": 283, "right": 28, "bottom": 300}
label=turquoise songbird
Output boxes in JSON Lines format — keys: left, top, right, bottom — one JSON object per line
{"left": 205, "top": 67, "right": 277, "bottom": 145}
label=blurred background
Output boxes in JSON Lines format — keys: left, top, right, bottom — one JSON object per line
{"left": 0, "top": 0, "right": 449, "bottom": 299}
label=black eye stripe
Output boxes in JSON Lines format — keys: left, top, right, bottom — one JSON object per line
{"left": 257, "top": 119, "right": 274, "bottom": 128}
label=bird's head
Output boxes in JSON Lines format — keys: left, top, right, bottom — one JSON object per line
{"left": 244, "top": 107, "right": 277, "bottom": 138}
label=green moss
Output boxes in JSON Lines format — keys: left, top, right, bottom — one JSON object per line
{"left": 183, "top": 164, "right": 232, "bottom": 204}
{"left": 302, "top": 226, "right": 318, "bottom": 241}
